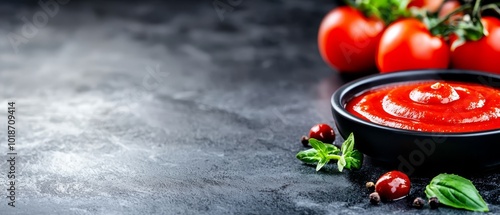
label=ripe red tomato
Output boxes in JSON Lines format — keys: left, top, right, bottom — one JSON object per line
{"left": 375, "top": 171, "right": 411, "bottom": 201}
{"left": 318, "top": 6, "right": 384, "bottom": 73}
{"left": 376, "top": 19, "right": 450, "bottom": 73}
{"left": 408, "top": 0, "right": 443, "bottom": 13}
{"left": 451, "top": 17, "right": 500, "bottom": 74}
{"left": 309, "top": 124, "right": 335, "bottom": 144}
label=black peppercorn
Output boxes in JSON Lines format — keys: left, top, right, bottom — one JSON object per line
{"left": 366, "top": 181, "right": 375, "bottom": 193}
{"left": 369, "top": 192, "right": 380, "bottom": 205}
{"left": 412, "top": 197, "right": 425, "bottom": 209}
{"left": 300, "top": 136, "right": 309, "bottom": 147}
{"left": 429, "top": 197, "right": 440, "bottom": 209}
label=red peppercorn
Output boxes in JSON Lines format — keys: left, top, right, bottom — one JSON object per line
{"left": 375, "top": 171, "right": 411, "bottom": 201}
{"left": 308, "top": 123, "right": 335, "bottom": 144}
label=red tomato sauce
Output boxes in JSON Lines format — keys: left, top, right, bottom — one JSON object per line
{"left": 346, "top": 81, "right": 500, "bottom": 132}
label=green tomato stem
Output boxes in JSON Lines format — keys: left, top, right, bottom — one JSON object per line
{"left": 481, "top": 3, "right": 500, "bottom": 15}
{"left": 429, "top": 4, "right": 471, "bottom": 32}
{"left": 472, "top": 0, "right": 483, "bottom": 21}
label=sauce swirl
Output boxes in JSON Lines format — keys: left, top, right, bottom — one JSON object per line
{"left": 346, "top": 81, "right": 500, "bottom": 132}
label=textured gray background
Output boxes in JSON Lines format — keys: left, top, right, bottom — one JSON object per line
{"left": 0, "top": 0, "right": 498, "bottom": 214}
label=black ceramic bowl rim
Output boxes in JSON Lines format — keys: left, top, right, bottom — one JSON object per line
{"left": 331, "top": 69, "right": 500, "bottom": 138}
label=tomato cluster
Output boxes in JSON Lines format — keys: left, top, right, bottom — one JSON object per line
{"left": 318, "top": 0, "right": 500, "bottom": 74}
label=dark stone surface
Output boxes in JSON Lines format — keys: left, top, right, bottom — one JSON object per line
{"left": 0, "top": 0, "right": 498, "bottom": 214}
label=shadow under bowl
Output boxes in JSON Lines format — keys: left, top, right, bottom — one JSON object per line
{"left": 331, "top": 70, "right": 500, "bottom": 174}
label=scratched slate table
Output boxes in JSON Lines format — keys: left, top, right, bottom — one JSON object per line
{"left": 0, "top": 0, "right": 498, "bottom": 214}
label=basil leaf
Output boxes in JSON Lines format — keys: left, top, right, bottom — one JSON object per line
{"left": 296, "top": 148, "right": 321, "bottom": 164}
{"left": 296, "top": 133, "right": 361, "bottom": 172}
{"left": 316, "top": 158, "right": 328, "bottom": 172}
{"left": 337, "top": 156, "right": 346, "bottom": 172}
{"left": 309, "top": 138, "right": 327, "bottom": 156}
{"left": 343, "top": 150, "right": 363, "bottom": 170}
{"left": 425, "top": 174, "right": 489, "bottom": 212}
{"left": 325, "top": 144, "right": 341, "bottom": 155}
{"left": 341, "top": 133, "right": 355, "bottom": 155}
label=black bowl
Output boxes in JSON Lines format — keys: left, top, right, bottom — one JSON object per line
{"left": 331, "top": 70, "right": 500, "bottom": 174}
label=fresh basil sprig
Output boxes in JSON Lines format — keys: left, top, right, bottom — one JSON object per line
{"left": 425, "top": 174, "right": 489, "bottom": 212}
{"left": 296, "top": 133, "right": 362, "bottom": 172}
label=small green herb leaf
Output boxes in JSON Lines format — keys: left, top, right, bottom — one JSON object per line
{"left": 339, "top": 133, "right": 363, "bottom": 171}
{"left": 425, "top": 174, "right": 489, "bottom": 212}
{"left": 297, "top": 138, "right": 336, "bottom": 171}
{"left": 296, "top": 148, "right": 321, "bottom": 164}
{"left": 295, "top": 133, "right": 362, "bottom": 172}
{"left": 309, "top": 138, "right": 327, "bottom": 156}
{"left": 325, "top": 144, "right": 341, "bottom": 155}
{"left": 341, "top": 133, "right": 355, "bottom": 155}
{"left": 316, "top": 158, "right": 329, "bottom": 172}
{"left": 344, "top": 150, "right": 363, "bottom": 170}
{"left": 337, "top": 156, "right": 346, "bottom": 172}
